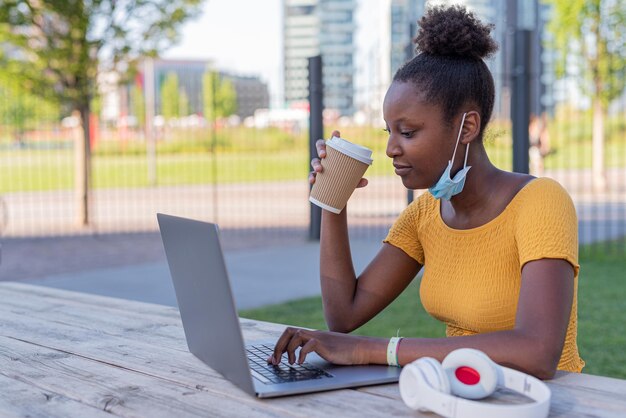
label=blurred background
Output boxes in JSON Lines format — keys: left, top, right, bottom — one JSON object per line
{"left": 1, "top": 0, "right": 625, "bottom": 248}
{"left": 0, "top": 0, "right": 625, "bottom": 377}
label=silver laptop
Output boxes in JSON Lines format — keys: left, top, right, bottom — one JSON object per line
{"left": 157, "top": 213, "right": 401, "bottom": 398}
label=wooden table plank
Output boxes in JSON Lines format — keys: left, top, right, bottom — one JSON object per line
{"left": 2, "top": 282, "right": 626, "bottom": 417}
{"left": 0, "top": 373, "right": 113, "bottom": 418}
{"left": 0, "top": 334, "right": 415, "bottom": 418}
{"left": 0, "top": 284, "right": 414, "bottom": 417}
{"left": 0, "top": 282, "right": 286, "bottom": 348}
{"left": 0, "top": 335, "right": 302, "bottom": 418}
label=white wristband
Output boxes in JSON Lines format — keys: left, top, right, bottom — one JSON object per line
{"left": 387, "top": 337, "right": 403, "bottom": 367}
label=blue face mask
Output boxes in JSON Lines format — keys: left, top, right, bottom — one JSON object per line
{"left": 428, "top": 112, "right": 471, "bottom": 200}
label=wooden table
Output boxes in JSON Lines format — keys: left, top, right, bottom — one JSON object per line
{"left": 1, "top": 282, "right": 625, "bottom": 417}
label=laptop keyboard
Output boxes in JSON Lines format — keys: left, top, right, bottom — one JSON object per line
{"left": 246, "top": 344, "right": 333, "bottom": 384}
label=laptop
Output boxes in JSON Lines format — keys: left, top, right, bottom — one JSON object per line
{"left": 157, "top": 213, "right": 401, "bottom": 398}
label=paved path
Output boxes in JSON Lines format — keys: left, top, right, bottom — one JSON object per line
{"left": 1, "top": 169, "right": 624, "bottom": 310}
{"left": 22, "top": 240, "right": 383, "bottom": 310}
{"left": 2, "top": 169, "right": 625, "bottom": 238}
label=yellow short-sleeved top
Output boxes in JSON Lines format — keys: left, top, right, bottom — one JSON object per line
{"left": 383, "top": 177, "right": 584, "bottom": 372}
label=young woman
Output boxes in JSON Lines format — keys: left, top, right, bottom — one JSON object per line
{"left": 269, "top": 5, "right": 583, "bottom": 379}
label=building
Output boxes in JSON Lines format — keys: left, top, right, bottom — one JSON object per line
{"left": 369, "top": 0, "right": 552, "bottom": 120}
{"left": 283, "top": 0, "right": 356, "bottom": 116}
{"left": 225, "top": 74, "right": 270, "bottom": 119}
{"left": 100, "top": 59, "right": 269, "bottom": 125}
{"left": 390, "top": 0, "right": 425, "bottom": 75}
{"left": 426, "top": 0, "right": 551, "bottom": 119}
{"left": 283, "top": 0, "right": 320, "bottom": 108}
{"left": 354, "top": 0, "right": 426, "bottom": 123}
{"left": 150, "top": 59, "right": 209, "bottom": 117}
{"left": 318, "top": 0, "right": 356, "bottom": 116}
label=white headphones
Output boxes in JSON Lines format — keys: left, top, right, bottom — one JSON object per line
{"left": 399, "top": 348, "right": 551, "bottom": 418}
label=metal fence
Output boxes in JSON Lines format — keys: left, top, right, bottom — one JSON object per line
{"left": 1, "top": 70, "right": 625, "bottom": 258}
{"left": 0, "top": 84, "right": 626, "bottom": 252}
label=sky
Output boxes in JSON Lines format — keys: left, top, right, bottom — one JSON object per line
{"left": 164, "top": 0, "right": 283, "bottom": 104}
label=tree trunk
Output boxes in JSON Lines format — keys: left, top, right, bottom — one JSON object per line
{"left": 74, "top": 105, "right": 92, "bottom": 226}
{"left": 591, "top": 97, "right": 606, "bottom": 193}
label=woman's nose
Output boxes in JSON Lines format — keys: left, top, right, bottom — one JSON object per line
{"left": 386, "top": 135, "right": 401, "bottom": 158}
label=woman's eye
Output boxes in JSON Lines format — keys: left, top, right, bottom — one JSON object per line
{"left": 382, "top": 127, "right": 391, "bottom": 134}
{"left": 401, "top": 131, "right": 415, "bottom": 138}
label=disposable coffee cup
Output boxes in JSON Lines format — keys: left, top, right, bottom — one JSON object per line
{"left": 309, "top": 136, "right": 373, "bottom": 214}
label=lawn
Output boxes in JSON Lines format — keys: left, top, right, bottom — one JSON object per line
{"left": 239, "top": 240, "right": 626, "bottom": 379}
{"left": 1, "top": 120, "right": 625, "bottom": 193}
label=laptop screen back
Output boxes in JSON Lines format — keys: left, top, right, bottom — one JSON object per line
{"left": 157, "top": 213, "right": 254, "bottom": 395}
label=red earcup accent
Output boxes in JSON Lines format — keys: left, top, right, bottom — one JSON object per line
{"left": 442, "top": 348, "right": 499, "bottom": 399}
{"left": 455, "top": 366, "right": 481, "bottom": 385}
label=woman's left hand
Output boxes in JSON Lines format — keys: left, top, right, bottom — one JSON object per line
{"left": 268, "top": 327, "right": 371, "bottom": 366}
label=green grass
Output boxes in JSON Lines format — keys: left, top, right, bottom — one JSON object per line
{"left": 239, "top": 240, "right": 626, "bottom": 379}
{"left": 0, "top": 150, "right": 312, "bottom": 192}
{"left": 1, "top": 119, "right": 624, "bottom": 193}
{"left": 0, "top": 146, "right": 397, "bottom": 193}
{"left": 239, "top": 276, "right": 446, "bottom": 341}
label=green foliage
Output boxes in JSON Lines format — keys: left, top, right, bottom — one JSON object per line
{"left": 161, "top": 73, "right": 181, "bottom": 120}
{"left": 203, "top": 71, "right": 238, "bottom": 121}
{"left": 179, "top": 90, "right": 189, "bottom": 118}
{"left": 0, "top": 0, "right": 204, "bottom": 114}
{"left": 219, "top": 78, "right": 237, "bottom": 117}
{"left": 0, "top": 77, "right": 60, "bottom": 138}
{"left": 543, "top": 0, "right": 626, "bottom": 106}
{"left": 131, "top": 85, "right": 146, "bottom": 129}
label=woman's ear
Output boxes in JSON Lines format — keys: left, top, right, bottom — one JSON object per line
{"left": 460, "top": 111, "right": 481, "bottom": 144}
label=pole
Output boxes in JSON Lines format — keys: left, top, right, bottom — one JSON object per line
{"left": 74, "top": 107, "right": 91, "bottom": 226}
{"left": 511, "top": 29, "right": 532, "bottom": 174}
{"left": 308, "top": 56, "right": 323, "bottom": 240}
{"left": 144, "top": 59, "right": 157, "bottom": 186}
{"left": 211, "top": 73, "right": 219, "bottom": 223}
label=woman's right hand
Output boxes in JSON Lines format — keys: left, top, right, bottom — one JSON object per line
{"left": 309, "top": 130, "right": 369, "bottom": 188}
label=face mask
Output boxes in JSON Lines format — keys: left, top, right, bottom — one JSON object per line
{"left": 428, "top": 112, "right": 471, "bottom": 200}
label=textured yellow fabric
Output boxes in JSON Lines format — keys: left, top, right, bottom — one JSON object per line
{"left": 383, "top": 177, "right": 584, "bottom": 372}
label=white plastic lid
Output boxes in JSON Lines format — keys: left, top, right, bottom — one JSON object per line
{"left": 326, "top": 136, "right": 373, "bottom": 165}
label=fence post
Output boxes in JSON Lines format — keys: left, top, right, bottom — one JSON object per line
{"left": 511, "top": 29, "right": 532, "bottom": 174}
{"left": 308, "top": 55, "right": 323, "bottom": 241}
{"left": 144, "top": 59, "right": 157, "bottom": 186}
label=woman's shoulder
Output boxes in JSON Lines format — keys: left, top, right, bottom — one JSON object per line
{"left": 395, "top": 191, "right": 439, "bottom": 227}
{"left": 512, "top": 176, "right": 576, "bottom": 222}
{"left": 516, "top": 176, "right": 573, "bottom": 204}
{"left": 410, "top": 190, "right": 439, "bottom": 214}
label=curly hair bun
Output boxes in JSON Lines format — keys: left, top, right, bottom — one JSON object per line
{"left": 414, "top": 5, "right": 498, "bottom": 60}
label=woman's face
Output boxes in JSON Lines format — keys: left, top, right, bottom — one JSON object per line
{"left": 383, "top": 81, "right": 457, "bottom": 190}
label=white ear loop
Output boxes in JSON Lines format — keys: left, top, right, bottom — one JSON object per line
{"left": 450, "top": 112, "right": 469, "bottom": 167}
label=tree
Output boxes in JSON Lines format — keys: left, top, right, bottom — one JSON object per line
{"left": 202, "top": 71, "right": 237, "bottom": 124}
{"left": 543, "top": 0, "right": 626, "bottom": 192}
{"left": 179, "top": 90, "right": 190, "bottom": 118}
{"left": 131, "top": 84, "right": 146, "bottom": 130}
{"left": 0, "top": 76, "right": 59, "bottom": 143}
{"left": 161, "top": 72, "right": 181, "bottom": 120}
{"left": 0, "top": 0, "right": 204, "bottom": 224}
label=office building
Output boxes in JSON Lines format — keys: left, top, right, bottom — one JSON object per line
{"left": 101, "top": 59, "right": 269, "bottom": 125}
{"left": 354, "top": 0, "right": 426, "bottom": 122}
{"left": 319, "top": 0, "right": 356, "bottom": 115}
{"left": 283, "top": 0, "right": 356, "bottom": 116}
{"left": 226, "top": 74, "right": 271, "bottom": 118}
{"left": 283, "top": 0, "right": 320, "bottom": 108}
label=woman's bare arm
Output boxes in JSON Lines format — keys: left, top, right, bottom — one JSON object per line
{"left": 319, "top": 210, "right": 421, "bottom": 331}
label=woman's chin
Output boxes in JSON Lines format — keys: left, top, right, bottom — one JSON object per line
{"left": 400, "top": 176, "right": 424, "bottom": 190}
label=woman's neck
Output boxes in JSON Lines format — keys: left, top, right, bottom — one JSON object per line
{"left": 446, "top": 143, "right": 503, "bottom": 216}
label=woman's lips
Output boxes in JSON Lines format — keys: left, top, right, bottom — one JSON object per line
{"left": 393, "top": 163, "right": 412, "bottom": 176}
